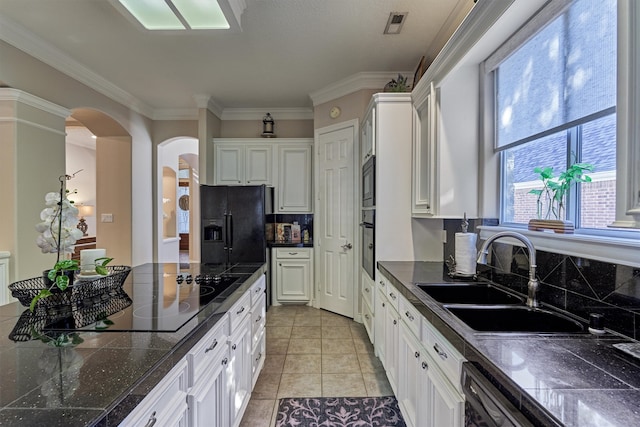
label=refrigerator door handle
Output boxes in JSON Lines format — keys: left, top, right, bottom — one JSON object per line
{"left": 223, "top": 213, "right": 229, "bottom": 250}
{"left": 229, "top": 212, "right": 233, "bottom": 252}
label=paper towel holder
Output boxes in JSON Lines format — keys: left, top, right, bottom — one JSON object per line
{"left": 446, "top": 255, "right": 477, "bottom": 279}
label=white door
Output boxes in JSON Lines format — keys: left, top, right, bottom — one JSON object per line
{"left": 315, "top": 122, "right": 357, "bottom": 317}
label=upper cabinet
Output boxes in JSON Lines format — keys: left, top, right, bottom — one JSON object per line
{"left": 412, "top": 82, "right": 436, "bottom": 216}
{"left": 361, "top": 106, "right": 375, "bottom": 165}
{"left": 213, "top": 138, "right": 313, "bottom": 213}
{"left": 214, "top": 141, "right": 272, "bottom": 186}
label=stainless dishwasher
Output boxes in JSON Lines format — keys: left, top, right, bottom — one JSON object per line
{"left": 462, "top": 363, "right": 534, "bottom": 427}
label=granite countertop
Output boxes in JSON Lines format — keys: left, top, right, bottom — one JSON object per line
{"left": 0, "top": 262, "right": 267, "bottom": 427}
{"left": 378, "top": 261, "right": 640, "bottom": 427}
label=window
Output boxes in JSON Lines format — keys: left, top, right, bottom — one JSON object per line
{"left": 492, "top": 0, "right": 617, "bottom": 231}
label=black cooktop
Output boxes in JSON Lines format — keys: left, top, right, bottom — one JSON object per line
{"left": 10, "top": 263, "right": 258, "bottom": 339}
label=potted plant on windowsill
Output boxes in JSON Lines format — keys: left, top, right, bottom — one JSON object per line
{"left": 527, "top": 162, "right": 594, "bottom": 234}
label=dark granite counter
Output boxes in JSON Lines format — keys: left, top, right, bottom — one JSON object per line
{"left": 378, "top": 261, "right": 640, "bottom": 427}
{"left": 0, "top": 262, "right": 267, "bottom": 427}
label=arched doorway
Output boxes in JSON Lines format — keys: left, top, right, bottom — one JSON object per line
{"left": 157, "top": 137, "right": 199, "bottom": 264}
{"left": 68, "top": 108, "right": 132, "bottom": 266}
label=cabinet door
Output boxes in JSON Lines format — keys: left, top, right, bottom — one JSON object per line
{"left": 412, "top": 83, "right": 435, "bottom": 216}
{"left": 397, "top": 324, "right": 422, "bottom": 427}
{"left": 383, "top": 305, "right": 399, "bottom": 394}
{"left": 275, "top": 258, "right": 312, "bottom": 302}
{"left": 216, "top": 145, "right": 244, "bottom": 185}
{"left": 374, "top": 289, "right": 387, "bottom": 366}
{"left": 187, "top": 349, "right": 230, "bottom": 427}
{"left": 277, "top": 145, "right": 312, "bottom": 212}
{"left": 228, "top": 316, "right": 252, "bottom": 427}
{"left": 361, "top": 106, "right": 375, "bottom": 165}
{"left": 245, "top": 145, "right": 272, "bottom": 185}
{"left": 424, "top": 357, "right": 464, "bottom": 427}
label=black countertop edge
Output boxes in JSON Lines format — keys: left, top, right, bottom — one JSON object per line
{"left": 268, "top": 241, "right": 313, "bottom": 248}
{"left": 376, "top": 261, "right": 638, "bottom": 427}
{"left": 93, "top": 264, "right": 267, "bottom": 427}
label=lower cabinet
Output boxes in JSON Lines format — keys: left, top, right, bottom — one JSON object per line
{"left": 397, "top": 324, "right": 422, "bottom": 427}
{"left": 421, "top": 353, "right": 464, "bottom": 427}
{"left": 122, "top": 275, "right": 266, "bottom": 427}
{"left": 383, "top": 297, "right": 400, "bottom": 395}
{"left": 272, "top": 248, "right": 313, "bottom": 304}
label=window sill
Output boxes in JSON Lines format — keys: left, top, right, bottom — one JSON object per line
{"left": 478, "top": 225, "right": 640, "bottom": 268}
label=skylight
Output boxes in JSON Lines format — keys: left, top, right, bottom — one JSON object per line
{"left": 119, "top": 0, "right": 230, "bottom": 30}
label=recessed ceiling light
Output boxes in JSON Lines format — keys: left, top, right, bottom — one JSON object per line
{"left": 118, "top": 0, "right": 232, "bottom": 30}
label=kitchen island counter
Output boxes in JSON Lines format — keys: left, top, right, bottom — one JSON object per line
{"left": 0, "top": 262, "right": 267, "bottom": 426}
{"left": 378, "top": 261, "right": 640, "bottom": 427}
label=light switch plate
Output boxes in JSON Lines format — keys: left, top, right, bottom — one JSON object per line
{"left": 101, "top": 213, "right": 113, "bottom": 223}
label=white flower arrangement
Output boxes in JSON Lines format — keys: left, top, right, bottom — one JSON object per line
{"left": 35, "top": 191, "right": 83, "bottom": 255}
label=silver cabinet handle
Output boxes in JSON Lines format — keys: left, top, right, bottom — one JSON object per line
{"left": 144, "top": 411, "right": 157, "bottom": 427}
{"left": 205, "top": 339, "right": 218, "bottom": 353}
{"left": 222, "top": 357, "right": 228, "bottom": 365}
{"left": 405, "top": 311, "right": 414, "bottom": 321}
{"left": 393, "top": 319, "right": 397, "bottom": 325}
{"left": 414, "top": 351, "right": 420, "bottom": 359}
{"left": 255, "top": 287, "right": 261, "bottom": 294}
{"left": 364, "top": 313, "right": 370, "bottom": 320}
{"left": 288, "top": 252, "right": 298, "bottom": 255}
{"left": 433, "top": 343, "right": 448, "bottom": 360}
{"left": 365, "top": 287, "right": 370, "bottom": 293}
{"left": 379, "top": 280, "right": 385, "bottom": 287}
{"left": 422, "top": 361, "right": 428, "bottom": 370}
{"left": 389, "top": 292, "right": 397, "bottom": 300}
{"left": 237, "top": 306, "right": 245, "bottom": 315}
{"left": 255, "top": 352, "right": 262, "bottom": 362}
{"left": 382, "top": 302, "right": 386, "bottom": 308}
{"left": 232, "top": 343, "right": 237, "bottom": 350}
{"left": 255, "top": 315, "right": 262, "bottom": 323}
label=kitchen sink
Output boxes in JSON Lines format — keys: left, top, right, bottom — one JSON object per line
{"left": 444, "top": 305, "right": 586, "bottom": 334}
{"left": 417, "top": 283, "right": 524, "bottom": 305}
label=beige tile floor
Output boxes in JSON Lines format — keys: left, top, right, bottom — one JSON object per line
{"left": 239, "top": 304, "right": 394, "bottom": 427}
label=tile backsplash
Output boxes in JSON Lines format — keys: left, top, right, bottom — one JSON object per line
{"left": 443, "top": 219, "right": 640, "bottom": 341}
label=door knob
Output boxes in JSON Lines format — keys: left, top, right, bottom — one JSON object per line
{"left": 341, "top": 242, "right": 353, "bottom": 250}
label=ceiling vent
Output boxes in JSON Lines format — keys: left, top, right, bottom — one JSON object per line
{"left": 384, "top": 12, "right": 408, "bottom": 35}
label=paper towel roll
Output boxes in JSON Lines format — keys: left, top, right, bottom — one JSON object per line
{"left": 455, "top": 233, "right": 477, "bottom": 276}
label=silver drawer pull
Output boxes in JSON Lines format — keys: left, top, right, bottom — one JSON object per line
{"left": 414, "top": 351, "right": 420, "bottom": 358}
{"left": 288, "top": 252, "right": 298, "bottom": 255}
{"left": 232, "top": 343, "right": 237, "bottom": 350}
{"left": 422, "top": 361, "right": 428, "bottom": 370}
{"left": 144, "top": 411, "right": 157, "bottom": 427}
{"left": 433, "top": 343, "right": 448, "bottom": 360}
{"left": 405, "top": 311, "right": 414, "bottom": 321}
{"left": 205, "top": 339, "right": 218, "bottom": 353}
{"left": 379, "top": 280, "right": 385, "bottom": 287}
{"left": 255, "top": 287, "right": 262, "bottom": 293}
{"left": 255, "top": 315, "right": 262, "bottom": 323}
{"left": 393, "top": 319, "right": 397, "bottom": 325}
{"left": 236, "top": 306, "right": 246, "bottom": 315}
{"left": 389, "top": 292, "right": 397, "bottom": 300}
{"left": 222, "top": 357, "right": 228, "bottom": 366}
{"left": 255, "top": 352, "right": 262, "bottom": 362}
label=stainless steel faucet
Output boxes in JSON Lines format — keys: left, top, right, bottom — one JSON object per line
{"left": 476, "top": 231, "right": 539, "bottom": 308}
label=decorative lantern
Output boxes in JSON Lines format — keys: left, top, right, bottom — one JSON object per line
{"left": 262, "top": 112, "right": 276, "bottom": 138}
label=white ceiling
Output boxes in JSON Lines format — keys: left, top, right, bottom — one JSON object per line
{"left": 0, "top": 0, "right": 473, "bottom": 118}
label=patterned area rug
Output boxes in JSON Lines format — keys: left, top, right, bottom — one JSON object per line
{"left": 276, "top": 396, "right": 406, "bottom": 427}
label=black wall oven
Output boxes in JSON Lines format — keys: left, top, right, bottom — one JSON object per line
{"left": 361, "top": 209, "right": 375, "bottom": 281}
{"left": 362, "top": 156, "right": 375, "bottom": 208}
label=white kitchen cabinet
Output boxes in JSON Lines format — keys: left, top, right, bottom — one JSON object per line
{"left": 421, "top": 355, "right": 464, "bottom": 427}
{"left": 272, "top": 248, "right": 313, "bottom": 304}
{"left": 398, "top": 322, "right": 423, "bottom": 427}
{"left": 249, "top": 275, "right": 266, "bottom": 387}
{"left": 277, "top": 143, "right": 312, "bottom": 212}
{"left": 361, "top": 270, "right": 375, "bottom": 343}
{"left": 119, "top": 359, "right": 190, "bottom": 427}
{"left": 411, "top": 82, "right": 436, "bottom": 216}
{"left": 214, "top": 140, "right": 273, "bottom": 186}
{"left": 361, "top": 105, "right": 375, "bottom": 165}
{"left": 374, "top": 288, "right": 387, "bottom": 366}
{"left": 228, "top": 301, "right": 252, "bottom": 427}
{"left": 187, "top": 346, "right": 230, "bottom": 427}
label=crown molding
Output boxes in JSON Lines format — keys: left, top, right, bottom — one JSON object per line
{"left": 309, "top": 71, "right": 412, "bottom": 107}
{"left": 0, "top": 88, "right": 71, "bottom": 118}
{"left": 0, "top": 15, "right": 155, "bottom": 118}
{"left": 220, "top": 107, "right": 313, "bottom": 121}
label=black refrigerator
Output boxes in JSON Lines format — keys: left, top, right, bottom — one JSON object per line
{"left": 200, "top": 185, "right": 273, "bottom": 264}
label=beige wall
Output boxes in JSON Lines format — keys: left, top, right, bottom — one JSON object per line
{"left": 0, "top": 91, "right": 69, "bottom": 281}
{"left": 96, "top": 136, "right": 132, "bottom": 266}
{"left": 314, "top": 89, "right": 377, "bottom": 130}
{"left": 221, "top": 119, "right": 314, "bottom": 138}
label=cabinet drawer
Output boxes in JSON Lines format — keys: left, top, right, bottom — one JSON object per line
{"left": 384, "top": 281, "right": 400, "bottom": 313}
{"left": 422, "top": 318, "right": 465, "bottom": 390}
{"left": 275, "top": 248, "right": 311, "bottom": 259}
{"left": 120, "top": 359, "right": 189, "bottom": 427}
{"left": 229, "top": 291, "right": 251, "bottom": 332}
{"left": 399, "top": 295, "right": 421, "bottom": 339}
{"left": 362, "top": 301, "right": 374, "bottom": 343}
{"left": 187, "top": 316, "right": 229, "bottom": 385}
{"left": 250, "top": 274, "right": 267, "bottom": 307}
{"left": 362, "top": 273, "right": 374, "bottom": 309}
